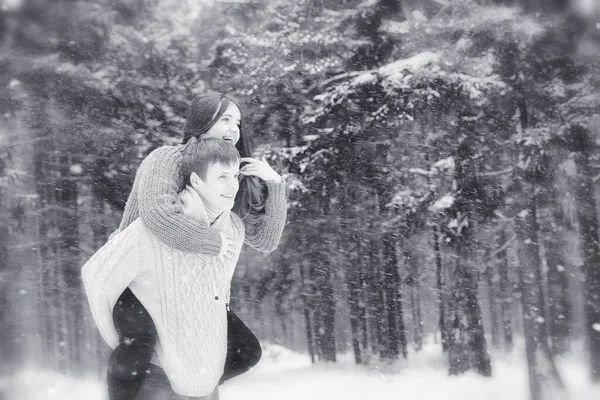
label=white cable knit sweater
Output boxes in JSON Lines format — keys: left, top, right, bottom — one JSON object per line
{"left": 81, "top": 211, "right": 245, "bottom": 397}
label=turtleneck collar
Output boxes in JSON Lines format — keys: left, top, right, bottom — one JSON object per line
{"left": 204, "top": 206, "right": 221, "bottom": 225}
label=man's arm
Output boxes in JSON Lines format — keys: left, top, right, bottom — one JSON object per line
{"left": 81, "top": 228, "right": 142, "bottom": 349}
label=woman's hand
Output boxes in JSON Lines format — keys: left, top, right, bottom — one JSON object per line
{"left": 239, "top": 156, "right": 282, "bottom": 183}
{"left": 179, "top": 186, "right": 209, "bottom": 226}
{"left": 179, "top": 186, "right": 236, "bottom": 261}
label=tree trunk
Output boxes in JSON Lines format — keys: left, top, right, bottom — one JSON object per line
{"left": 446, "top": 132, "right": 491, "bottom": 376}
{"left": 299, "top": 257, "right": 316, "bottom": 364}
{"left": 32, "top": 105, "right": 64, "bottom": 371}
{"left": 497, "top": 229, "right": 514, "bottom": 352}
{"left": 516, "top": 185, "right": 565, "bottom": 400}
{"left": 405, "top": 247, "right": 423, "bottom": 351}
{"left": 380, "top": 232, "right": 407, "bottom": 360}
{"left": 347, "top": 235, "right": 365, "bottom": 364}
{"left": 572, "top": 129, "right": 600, "bottom": 381}
{"left": 367, "top": 236, "right": 384, "bottom": 356}
{"left": 486, "top": 263, "right": 501, "bottom": 348}
{"left": 447, "top": 237, "right": 492, "bottom": 376}
{"left": 433, "top": 225, "right": 448, "bottom": 351}
{"left": 0, "top": 174, "right": 13, "bottom": 372}
{"left": 341, "top": 182, "right": 366, "bottom": 365}
{"left": 410, "top": 281, "right": 423, "bottom": 352}
{"left": 542, "top": 236, "right": 571, "bottom": 355}
{"left": 56, "top": 154, "right": 82, "bottom": 373}
{"left": 314, "top": 258, "right": 337, "bottom": 362}
{"left": 536, "top": 158, "right": 572, "bottom": 356}
{"left": 358, "top": 242, "right": 370, "bottom": 358}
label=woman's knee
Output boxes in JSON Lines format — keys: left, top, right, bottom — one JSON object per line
{"left": 244, "top": 339, "right": 262, "bottom": 367}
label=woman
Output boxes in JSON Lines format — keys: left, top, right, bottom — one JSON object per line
{"left": 107, "top": 92, "right": 287, "bottom": 400}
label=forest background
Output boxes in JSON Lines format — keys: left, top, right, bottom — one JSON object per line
{"left": 1, "top": 1, "right": 599, "bottom": 399}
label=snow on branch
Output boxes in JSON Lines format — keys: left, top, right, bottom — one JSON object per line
{"left": 408, "top": 168, "right": 430, "bottom": 176}
{"left": 428, "top": 194, "right": 454, "bottom": 212}
{"left": 378, "top": 51, "right": 440, "bottom": 77}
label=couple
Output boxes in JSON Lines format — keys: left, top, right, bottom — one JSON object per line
{"left": 82, "top": 93, "right": 287, "bottom": 400}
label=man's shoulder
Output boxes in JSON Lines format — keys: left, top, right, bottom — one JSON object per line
{"left": 89, "top": 218, "right": 144, "bottom": 263}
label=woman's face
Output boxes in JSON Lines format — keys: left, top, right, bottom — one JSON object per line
{"left": 200, "top": 102, "right": 241, "bottom": 145}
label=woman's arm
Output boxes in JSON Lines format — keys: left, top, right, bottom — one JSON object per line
{"left": 238, "top": 157, "right": 288, "bottom": 253}
{"left": 135, "top": 146, "right": 224, "bottom": 255}
{"left": 244, "top": 180, "right": 287, "bottom": 253}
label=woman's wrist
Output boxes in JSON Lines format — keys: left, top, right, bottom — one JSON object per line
{"left": 265, "top": 175, "right": 283, "bottom": 184}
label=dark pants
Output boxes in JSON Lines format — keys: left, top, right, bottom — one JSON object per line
{"left": 107, "top": 288, "right": 262, "bottom": 400}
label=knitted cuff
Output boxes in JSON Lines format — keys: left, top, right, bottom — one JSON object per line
{"left": 265, "top": 180, "right": 287, "bottom": 209}
{"left": 198, "top": 228, "right": 223, "bottom": 256}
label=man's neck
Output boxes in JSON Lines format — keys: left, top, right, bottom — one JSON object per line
{"left": 205, "top": 207, "right": 221, "bottom": 225}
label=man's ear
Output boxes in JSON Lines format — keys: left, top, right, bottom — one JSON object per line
{"left": 190, "top": 172, "right": 202, "bottom": 188}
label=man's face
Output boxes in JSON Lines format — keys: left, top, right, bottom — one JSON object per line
{"left": 191, "top": 162, "right": 240, "bottom": 214}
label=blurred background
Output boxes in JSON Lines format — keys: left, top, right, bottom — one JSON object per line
{"left": 0, "top": 0, "right": 599, "bottom": 399}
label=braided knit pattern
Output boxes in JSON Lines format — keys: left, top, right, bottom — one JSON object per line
{"left": 82, "top": 214, "right": 245, "bottom": 397}
{"left": 82, "top": 224, "right": 142, "bottom": 349}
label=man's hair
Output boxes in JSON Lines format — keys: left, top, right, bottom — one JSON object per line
{"left": 181, "top": 137, "right": 240, "bottom": 185}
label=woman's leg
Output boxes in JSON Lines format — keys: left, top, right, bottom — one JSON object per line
{"left": 107, "top": 287, "right": 157, "bottom": 400}
{"left": 219, "top": 309, "right": 262, "bottom": 384}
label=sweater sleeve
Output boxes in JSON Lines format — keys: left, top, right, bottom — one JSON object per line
{"left": 114, "top": 176, "right": 141, "bottom": 237}
{"left": 244, "top": 180, "right": 288, "bottom": 253}
{"left": 81, "top": 228, "right": 143, "bottom": 349}
{"left": 135, "top": 146, "right": 223, "bottom": 255}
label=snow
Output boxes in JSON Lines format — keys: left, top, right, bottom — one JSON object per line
{"left": 2, "top": 341, "right": 600, "bottom": 400}
{"left": 432, "top": 157, "right": 455, "bottom": 173}
{"left": 351, "top": 72, "right": 378, "bottom": 86}
{"left": 574, "top": 0, "right": 598, "bottom": 15}
{"left": 412, "top": 10, "right": 429, "bottom": 22}
{"left": 378, "top": 52, "right": 441, "bottom": 77}
{"left": 429, "top": 194, "right": 455, "bottom": 212}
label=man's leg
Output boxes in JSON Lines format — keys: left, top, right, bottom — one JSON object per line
{"left": 188, "top": 387, "right": 219, "bottom": 400}
{"left": 107, "top": 288, "right": 157, "bottom": 400}
{"left": 220, "top": 309, "right": 262, "bottom": 384}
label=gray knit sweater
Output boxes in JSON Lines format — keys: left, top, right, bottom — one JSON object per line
{"left": 115, "top": 145, "right": 287, "bottom": 254}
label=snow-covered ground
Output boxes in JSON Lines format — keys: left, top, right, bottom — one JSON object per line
{"left": 2, "top": 341, "right": 600, "bottom": 400}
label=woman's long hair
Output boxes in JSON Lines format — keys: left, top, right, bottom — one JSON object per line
{"left": 182, "top": 92, "right": 266, "bottom": 223}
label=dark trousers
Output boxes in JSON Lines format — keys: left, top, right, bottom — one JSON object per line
{"left": 107, "top": 288, "right": 261, "bottom": 400}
